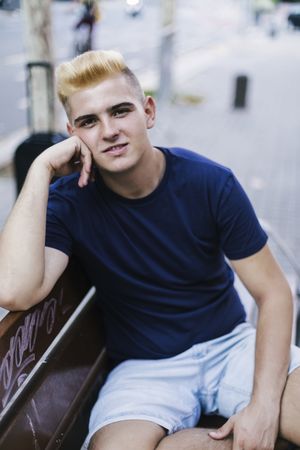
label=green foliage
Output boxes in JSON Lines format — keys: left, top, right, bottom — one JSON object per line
{"left": 144, "top": 89, "right": 204, "bottom": 106}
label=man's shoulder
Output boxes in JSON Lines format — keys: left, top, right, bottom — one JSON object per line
{"left": 166, "top": 146, "right": 233, "bottom": 178}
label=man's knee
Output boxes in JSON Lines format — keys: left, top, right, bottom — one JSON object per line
{"left": 88, "top": 419, "right": 166, "bottom": 450}
{"left": 280, "top": 366, "right": 300, "bottom": 445}
{"left": 156, "top": 428, "right": 232, "bottom": 450}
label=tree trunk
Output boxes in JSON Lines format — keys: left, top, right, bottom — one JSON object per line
{"left": 157, "top": 0, "right": 176, "bottom": 104}
{"left": 21, "top": 0, "right": 54, "bottom": 133}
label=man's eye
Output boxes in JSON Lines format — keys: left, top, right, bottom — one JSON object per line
{"left": 80, "top": 118, "right": 97, "bottom": 128}
{"left": 113, "top": 108, "right": 130, "bottom": 117}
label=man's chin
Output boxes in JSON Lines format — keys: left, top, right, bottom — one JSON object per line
{"left": 95, "top": 157, "right": 135, "bottom": 175}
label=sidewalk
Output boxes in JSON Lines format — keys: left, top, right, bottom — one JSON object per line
{"left": 150, "top": 29, "right": 300, "bottom": 280}
{"left": 1, "top": 28, "right": 300, "bottom": 285}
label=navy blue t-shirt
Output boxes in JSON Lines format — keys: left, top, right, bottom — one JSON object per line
{"left": 46, "top": 147, "right": 267, "bottom": 363}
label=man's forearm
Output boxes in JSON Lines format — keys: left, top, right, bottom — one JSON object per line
{"left": 251, "top": 284, "right": 293, "bottom": 409}
{"left": 211, "top": 247, "right": 294, "bottom": 448}
{"left": 0, "top": 159, "right": 53, "bottom": 310}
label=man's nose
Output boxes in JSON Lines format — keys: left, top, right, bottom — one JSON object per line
{"left": 102, "top": 118, "right": 119, "bottom": 140}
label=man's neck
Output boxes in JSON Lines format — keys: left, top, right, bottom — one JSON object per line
{"left": 99, "top": 147, "right": 166, "bottom": 199}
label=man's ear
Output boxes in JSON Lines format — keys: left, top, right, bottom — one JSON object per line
{"left": 67, "top": 122, "right": 74, "bottom": 135}
{"left": 144, "top": 96, "right": 156, "bottom": 129}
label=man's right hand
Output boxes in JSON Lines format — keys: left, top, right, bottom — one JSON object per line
{"left": 36, "top": 135, "right": 93, "bottom": 188}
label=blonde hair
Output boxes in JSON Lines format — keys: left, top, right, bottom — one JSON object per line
{"left": 56, "top": 49, "right": 144, "bottom": 108}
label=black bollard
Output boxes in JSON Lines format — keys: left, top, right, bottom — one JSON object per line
{"left": 13, "top": 62, "right": 67, "bottom": 194}
{"left": 233, "top": 75, "right": 248, "bottom": 109}
{"left": 14, "top": 132, "right": 67, "bottom": 194}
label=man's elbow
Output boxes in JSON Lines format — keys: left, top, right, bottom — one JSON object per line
{"left": 278, "top": 277, "right": 294, "bottom": 305}
{"left": 0, "top": 272, "right": 54, "bottom": 312}
{"left": 0, "top": 288, "right": 36, "bottom": 312}
{"left": 257, "top": 278, "right": 294, "bottom": 308}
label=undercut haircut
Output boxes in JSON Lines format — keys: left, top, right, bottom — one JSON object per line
{"left": 56, "top": 50, "right": 145, "bottom": 112}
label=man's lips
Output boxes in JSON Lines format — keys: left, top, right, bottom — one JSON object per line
{"left": 102, "top": 143, "right": 128, "bottom": 155}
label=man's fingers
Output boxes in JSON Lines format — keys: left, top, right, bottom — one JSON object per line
{"left": 78, "top": 145, "right": 93, "bottom": 188}
{"left": 208, "top": 417, "right": 234, "bottom": 440}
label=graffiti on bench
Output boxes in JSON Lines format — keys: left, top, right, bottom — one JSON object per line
{"left": 0, "top": 260, "right": 108, "bottom": 449}
{"left": 0, "top": 260, "right": 91, "bottom": 414}
{"left": 0, "top": 289, "right": 67, "bottom": 409}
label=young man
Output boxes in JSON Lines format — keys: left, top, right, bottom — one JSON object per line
{"left": 0, "top": 50, "right": 299, "bottom": 450}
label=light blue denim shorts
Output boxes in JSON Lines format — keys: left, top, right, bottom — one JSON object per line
{"left": 82, "top": 322, "right": 300, "bottom": 448}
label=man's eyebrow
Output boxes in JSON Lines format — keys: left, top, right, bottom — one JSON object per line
{"left": 108, "top": 102, "right": 135, "bottom": 113}
{"left": 73, "top": 103, "right": 135, "bottom": 126}
{"left": 74, "top": 114, "right": 97, "bottom": 127}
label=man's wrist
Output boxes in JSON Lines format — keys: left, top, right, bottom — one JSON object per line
{"left": 250, "top": 392, "right": 281, "bottom": 413}
{"left": 30, "top": 155, "right": 55, "bottom": 181}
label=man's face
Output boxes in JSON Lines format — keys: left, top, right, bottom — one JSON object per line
{"left": 66, "top": 74, "right": 156, "bottom": 175}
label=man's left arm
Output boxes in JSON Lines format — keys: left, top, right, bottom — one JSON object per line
{"left": 210, "top": 243, "right": 293, "bottom": 450}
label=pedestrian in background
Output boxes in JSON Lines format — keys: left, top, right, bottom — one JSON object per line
{"left": 74, "top": 0, "right": 101, "bottom": 54}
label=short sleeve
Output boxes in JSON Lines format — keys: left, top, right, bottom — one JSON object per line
{"left": 216, "top": 173, "right": 268, "bottom": 260}
{"left": 45, "top": 190, "right": 73, "bottom": 257}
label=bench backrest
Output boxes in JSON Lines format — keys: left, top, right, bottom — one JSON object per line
{"left": 0, "top": 258, "right": 106, "bottom": 449}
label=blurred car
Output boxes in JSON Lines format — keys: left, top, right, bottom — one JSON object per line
{"left": 125, "top": 0, "right": 143, "bottom": 17}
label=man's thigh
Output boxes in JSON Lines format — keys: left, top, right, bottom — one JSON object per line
{"left": 84, "top": 324, "right": 256, "bottom": 448}
{"left": 216, "top": 333, "right": 300, "bottom": 420}
{"left": 217, "top": 340, "right": 300, "bottom": 446}
{"left": 215, "top": 329, "right": 256, "bottom": 417}
{"left": 89, "top": 419, "right": 166, "bottom": 450}
{"left": 83, "top": 354, "right": 202, "bottom": 447}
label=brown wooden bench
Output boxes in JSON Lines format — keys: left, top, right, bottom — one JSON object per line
{"left": 0, "top": 259, "right": 296, "bottom": 449}
{"left": 0, "top": 258, "right": 107, "bottom": 449}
